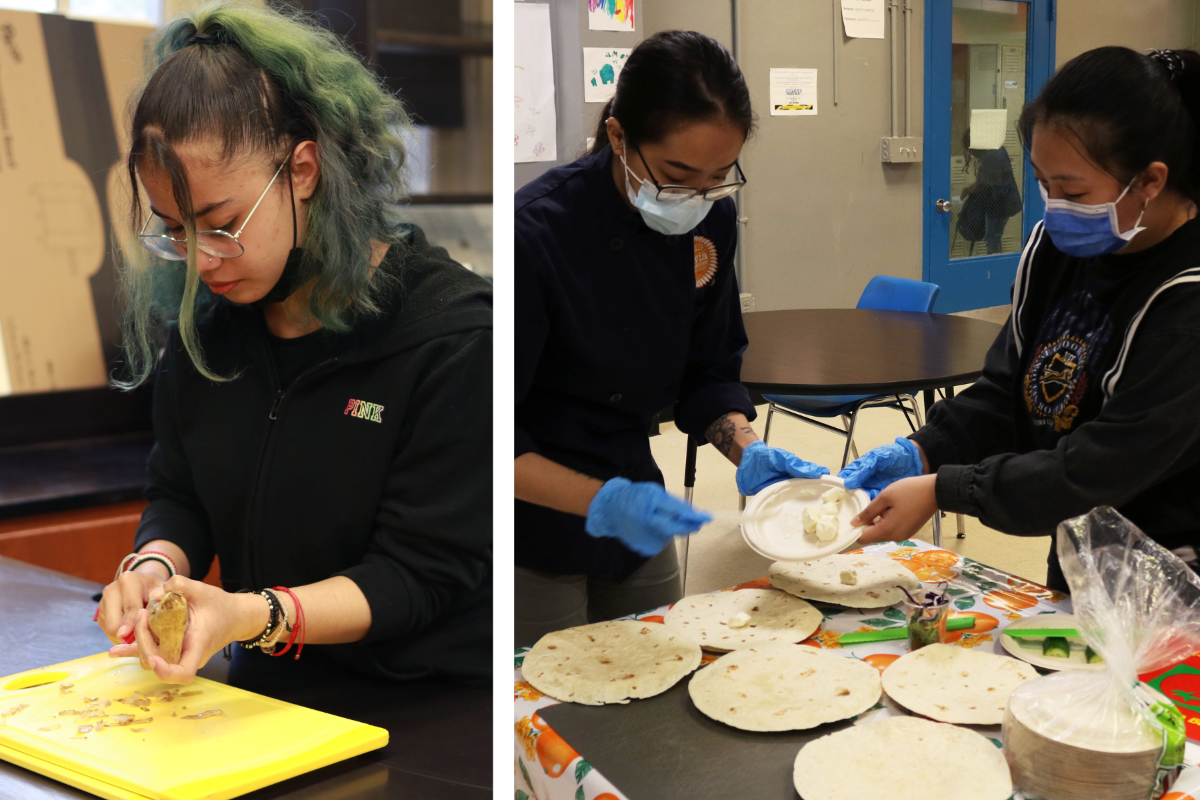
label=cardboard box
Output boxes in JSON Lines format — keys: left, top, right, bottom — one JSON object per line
{"left": 0, "top": 10, "right": 152, "bottom": 395}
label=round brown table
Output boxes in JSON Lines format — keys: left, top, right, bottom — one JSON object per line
{"left": 680, "top": 309, "right": 1003, "bottom": 554}
{"left": 740, "top": 308, "right": 1004, "bottom": 398}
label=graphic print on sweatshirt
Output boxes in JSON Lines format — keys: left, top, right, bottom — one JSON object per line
{"left": 1022, "top": 289, "right": 1113, "bottom": 445}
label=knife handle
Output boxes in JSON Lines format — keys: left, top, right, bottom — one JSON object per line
{"left": 838, "top": 615, "right": 975, "bottom": 645}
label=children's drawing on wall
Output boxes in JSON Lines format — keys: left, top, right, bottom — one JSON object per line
{"left": 515, "top": 2, "right": 558, "bottom": 163}
{"left": 588, "top": 0, "right": 634, "bottom": 32}
{"left": 583, "top": 47, "right": 630, "bottom": 103}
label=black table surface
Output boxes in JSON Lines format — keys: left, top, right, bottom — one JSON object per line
{"left": 0, "top": 556, "right": 490, "bottom": 799}
{"left": 741, "top": 309, "right": 1004, "bottom": 396}
{"left": 0, "top": 435, "right": 153, "bottom": 521}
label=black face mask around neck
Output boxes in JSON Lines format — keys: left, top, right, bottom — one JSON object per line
{"left": 251, "top": 159, "right": 303, "bottom": 307}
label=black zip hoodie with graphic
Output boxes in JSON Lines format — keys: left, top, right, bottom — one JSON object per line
{"left": 133, "top": 225, "right": 492, "bottom": 683}
{"left": 911, "top": 218, "right": 1200, "bottom": 591}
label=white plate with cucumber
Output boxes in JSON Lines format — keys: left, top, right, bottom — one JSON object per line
{"left": 999, "top": 613, "right": 1106, "bottom": 671}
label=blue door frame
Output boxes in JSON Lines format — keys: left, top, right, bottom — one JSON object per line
{"left": 923, "top": 0, "right": 1056, "bottom": 312}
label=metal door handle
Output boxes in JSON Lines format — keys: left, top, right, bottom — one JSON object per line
{"left": 936, "top": 199, "right": 951, "bottom": 212}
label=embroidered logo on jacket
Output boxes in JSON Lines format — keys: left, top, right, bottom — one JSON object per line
{"left": 694, "top": 236, "right": 718, "bottom": 288}
{"left": 1021, "top": 289, "right": 1113, "bottom": 439}
{"left": 344, "top": 398, "right": 384, "bottom": 423}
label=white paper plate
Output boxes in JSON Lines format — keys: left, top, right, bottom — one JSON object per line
{"left": 999, "top": 613, "right": 1105, "bottom": 672}
{"left": 740, "top": 477, "right": 870, "bottom": 562}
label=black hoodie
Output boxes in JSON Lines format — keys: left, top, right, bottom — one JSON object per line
{"left": 911, "top": 218, "right": 1200, "bottom": 591}
{"left": 133, "top": 225, "right": 492, "bottom": 683}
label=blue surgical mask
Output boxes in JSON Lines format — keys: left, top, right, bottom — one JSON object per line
{"left": 1039, "top": 179, "right": 1147, "bottom": 257}
{"left": 620, "top": 144, "right": 714, "bottom": 235}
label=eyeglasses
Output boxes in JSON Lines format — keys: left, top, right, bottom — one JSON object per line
{"left": 635, "top": 144, "right": 747, "bottom": 202}
{"left": 137, "top": 154, "right": 291, "bottom": 261}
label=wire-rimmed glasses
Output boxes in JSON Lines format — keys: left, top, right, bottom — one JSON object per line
{"left": 137, "top": 154, "right": 291, "bottom": 261}
{"left": 634, "top": 144, "right": 747, "bottom": 202}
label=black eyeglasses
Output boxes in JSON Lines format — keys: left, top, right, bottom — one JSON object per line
{"left": 633, "top": 144, "right": 747, "bottom": 201}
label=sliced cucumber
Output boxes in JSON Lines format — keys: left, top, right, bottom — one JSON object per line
{"left": 1042, "top": 637, "right": 1070, "bottom": 659}
{"left": 1086, "top": 646, "right": 1103, "bottom": 664}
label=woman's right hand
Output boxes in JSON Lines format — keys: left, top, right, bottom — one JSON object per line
{"left": 97, "top": 569, "right": 167, "bottom": 645}
{"left": 585, "top": 478, "right": 712, "bottom": 556}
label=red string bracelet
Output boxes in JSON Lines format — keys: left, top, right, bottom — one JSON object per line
{"left": 269, "top": 587, "right": 306, "bottom": 659}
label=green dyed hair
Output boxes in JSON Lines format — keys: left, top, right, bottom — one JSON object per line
{"left": 116, "top": 1, "right": 412, "bottom": 388}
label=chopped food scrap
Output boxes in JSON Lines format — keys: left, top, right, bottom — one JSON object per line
{"left": 1086, "top": 646, "right": 1103, "bottom": 664}
{"left": 182, "top": 709, "right": 225, "bottom": 720}
{"left": 37, "top": 723, "right": 60, "bottom": 732}
{"left": 59, "top": 684, "right": 74, "bottom": 694}
{"left": 76, "top": 725, "right": 94, "bottom": 734}
{"left": 2, "top": 704, "right": 29, "bottom": 718}
{"left": 840, "top": 569, "right": 858, "bottom": 586}
{"left": 58, "top": 709, "right": 82, "bottom": 716}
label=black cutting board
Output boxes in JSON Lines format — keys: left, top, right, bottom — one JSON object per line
{"left": 539, "top": 678, "right": 856, "bottom": 800}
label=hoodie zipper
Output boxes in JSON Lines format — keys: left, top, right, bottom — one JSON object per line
{"left": 244, "top": 355, "right": 339, "bottom": 590}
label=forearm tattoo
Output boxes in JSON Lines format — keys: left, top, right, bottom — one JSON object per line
{"left": 705, "top": 414, "right": 755, "bottom": 457}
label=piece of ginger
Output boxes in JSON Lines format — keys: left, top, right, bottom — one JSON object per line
{"left": 147, "top": 591, "right": 188, "bottom": 665}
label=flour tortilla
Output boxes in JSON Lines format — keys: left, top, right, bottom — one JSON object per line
{"left": 769, "top": 555, "right": 921, "bottom": 608}
{"left": 523, "top": 620, "right": 702, "bottom": 705}
{"left": 881, "top": 643, "right": 1039, "bottom": 724}
{"left": 664, "top": 588, "right": 821, "bottom": 651}
{"left": 794, "top": 716, "right": 1012, "bottom": 800}
{"left": 688, "top": 643, "right": 881, "bottom": 731}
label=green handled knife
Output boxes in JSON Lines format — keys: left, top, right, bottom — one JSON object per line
{"left": 1003, "top": 628, "right": 1080, "bottom": 639}
{"left": 838, "top": 616, "right": 975, "bottom": 645}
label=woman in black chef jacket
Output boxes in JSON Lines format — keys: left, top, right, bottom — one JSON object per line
{"left": 515, "top": 31, "right": 828, "bottom": 645}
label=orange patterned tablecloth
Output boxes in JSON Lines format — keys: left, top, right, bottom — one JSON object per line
{"left": 513, "top": 538, "right": 1083, "bottom": 800}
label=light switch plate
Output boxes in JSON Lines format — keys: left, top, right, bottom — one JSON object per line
{"left": 881, "top": 136, "right": 923, "bottom": 163}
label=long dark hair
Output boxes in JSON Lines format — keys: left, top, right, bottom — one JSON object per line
{"left": 588, "top": 30, "right": 754, "bottom": 155}
{"left": 1018, "top": 46, "right": 1200, "bottom": 202}
{"left": 118, "top": 2, "right": 412, "bottom": 388}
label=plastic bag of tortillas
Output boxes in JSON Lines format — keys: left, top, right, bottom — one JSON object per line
{"left": 1002, "top": 507, "right": 1200, "bottom": 800}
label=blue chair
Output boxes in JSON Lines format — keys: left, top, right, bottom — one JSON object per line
{"left": 756, "top": 275, "right": 965, "bottom": 544}
{"left": 761, "top": 276, "right": 939, "bottom": 470}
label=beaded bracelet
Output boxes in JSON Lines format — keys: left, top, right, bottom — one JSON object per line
{"left": 114, "top": 550, "right": 177, "bottom": 582}
{"left": 238, "top": 590, "right": 282, "bottom": 650}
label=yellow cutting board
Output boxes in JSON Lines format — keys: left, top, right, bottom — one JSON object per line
{"left": 0, "top": 653, "right": 388, "bottom": 800}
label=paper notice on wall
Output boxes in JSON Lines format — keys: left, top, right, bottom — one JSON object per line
{"left": 583, "top": 47, "right": 629, "bottom": 103}
{"left": 970, "top": 108, "right": 1008, "bottom": 150}
{"left": 588, "top": 0, "right": 634, "bottom": 32}
{"left": 841, "top": 0, "right": 885, "bottom": 39}
{"left": 515, "top": 3, "right": 557, "bottom": 163}
{"left": 770, "top": 68, "right": 818, "bottom": 116}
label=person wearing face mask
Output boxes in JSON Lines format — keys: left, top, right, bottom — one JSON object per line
{"left": 514, "top": 31, "right": 827, "bottom": 645}
{"left": 834, "top": 46, "right": 1200, "bottom": 591}
{"left": 94, "top": 4, "right": 492, "bottom": 687}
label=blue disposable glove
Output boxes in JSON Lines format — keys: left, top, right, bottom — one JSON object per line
{"left": 585, "top": 478, "right": 713, "bottom": 557}
{"left": 735, "top": 441, "right": 831, "bottom": 496}
{"left": 838, "top": 437, "right": 924, "bottom": 499}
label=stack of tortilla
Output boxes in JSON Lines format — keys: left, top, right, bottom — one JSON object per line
{"left": 664, "top": 588, "right": 822, "bottom": 651}
{"left": 769, "top": 554, "right": 921, "bottom": 608}
{"left": 688, "top": 643, "right": 880, "bottom": 731}
{"left": 523, "top": 620, "right": 702, "bottom": 705}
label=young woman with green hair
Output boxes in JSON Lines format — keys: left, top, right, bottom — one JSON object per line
{"left": 93, "top": 2, "right": 492, "bottom": 686}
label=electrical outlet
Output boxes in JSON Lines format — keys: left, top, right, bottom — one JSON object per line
{"left": 881, "top": 136, "right": 923, "bottom": 163}
{"left": 740, "top": 293, "right": 755, "bottom": 313}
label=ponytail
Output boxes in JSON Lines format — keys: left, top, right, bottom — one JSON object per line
{"left": 1019, "top": 45, "right": 1200, "bottom": 203}
{"left": 586, "top": 30, "right": 754, "bottom": 158}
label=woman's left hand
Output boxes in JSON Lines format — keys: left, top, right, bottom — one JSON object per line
{"left": 735, "top": 441, "right": 830, "bottom": 496}
{"left": 106, "top": 576, "right": 263, "bottom": 685}
{"left": 851, "top": 474, "right": 939, "bottom": 544}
